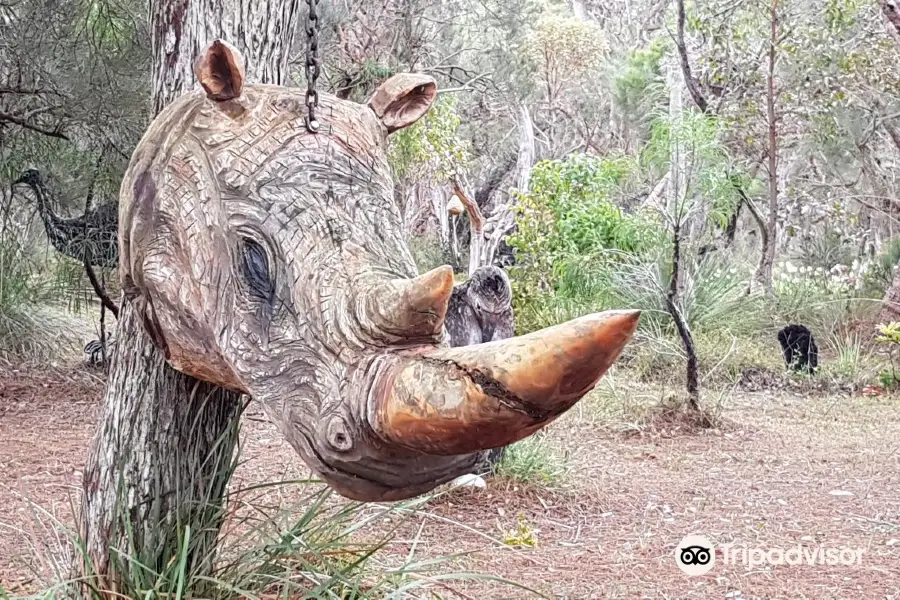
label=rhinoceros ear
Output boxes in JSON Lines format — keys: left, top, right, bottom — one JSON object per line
{"left": 194, "top": 39, "right": 245, "bottom": 101}
{"left": 369, "top": 74, "right": 437, "bottom": 133}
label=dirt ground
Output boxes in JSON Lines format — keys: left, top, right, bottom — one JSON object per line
{"left": 1, "top": 359, "right": 899, "bottom": 599}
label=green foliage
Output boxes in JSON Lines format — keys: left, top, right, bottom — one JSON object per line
{"left": 508, "top": 153, "right": 663, "bottom": 322}
{"left": 875, "top": 321, "right": 900, "bottom": 345}
{"left": 502, "top": 515, "right": 538, "bottom": 548}
{"left": 610, "top": 39, "right": 669, "bottom": 134}
{"left": 557, "top": 250, "right": 762, "bottom": 334}
{"left": 641, "top": 112, "right": 741, "bottom": 227}
{"left": 507, "top": 119, "right": 752, "bottom": 339}
{"left": 875, "top": 322, "right": 900, "bottom": 390}
{"left": 877, "top": 368, "right": 900, "bottom": 390}
{"left": 81, "top": 0, "right": 135, "bottom": 48}
{"left": 525, "top": 15, "right": 607, "bottom": 78}
{"left": 825, "top": 0, "right": 860, "bottom": 33}
{"left": 865, "top": 239, "right": 900, "bottom": 293}
{"left": 343, "top": 61, "right": 397, "bottom": 102}
{"left": 825, "top": 330, "right": 869, "bottom": 383}
{"left": 408, "top": 235, "right": 449, "bottom": 273}
{"left": 522, "top": 153, "right": 652, "bottom": 254}
{"left": 389, "top": 94, "right": 470, "bottom": 183}
{"left": 790, "top": 230, "right": 857, "bottom": 272}
{"left": 0, "top": 215, "right": 88, "bottom": 359}
{"left": 773, "top": 273, "right": 877, "bottom": 338}
{"left": 20, "top": 454, "right": 532, "bottom": 599}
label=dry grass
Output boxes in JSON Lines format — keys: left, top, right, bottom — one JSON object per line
{"left": 1, "top": 360, "right": 899, "bottom": 599}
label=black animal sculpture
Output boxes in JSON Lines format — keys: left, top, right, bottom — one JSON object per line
{"left": 445, "top": 266, "right": 516, "bottom": 475}
{"left": 11, "top": 168, "right": 119, "bottom": 268}
{"left": 777, "top": 324, "right": 819, "bottom": 373}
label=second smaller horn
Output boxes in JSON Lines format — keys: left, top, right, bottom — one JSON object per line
{"left": 355, "top": 266, "right": 454, "bottom": 342}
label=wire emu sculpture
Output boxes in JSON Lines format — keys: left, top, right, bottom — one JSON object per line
{"left": 11, "top": 167, "right": 120, "bottom": 366}
{"left": 11, "top": 169, "right": 119, "bottom": 268}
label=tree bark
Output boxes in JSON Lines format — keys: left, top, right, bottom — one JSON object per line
{"left": 674, "top": 0, "right": 709, "bottom": 114}
{"left": 667, "top": 224, "right": 700, "bottom": 411}
{"left": 882, "top": 1, "right": 900, "bottom": 46}
{"left": 737, "top": 187, "right": 771, "bottom": 296}
{"left": 78, "top": 304, "right": 244, "bottom": 587}
{"left": 150, "top": 0, "right": 298, "bottom": 115}
{"left": 77, "top": 0, "right": 298, "bottom": 591}
{"left": 456, "top": 105, "right": 533, "bottom": 274}
{"left": 758, "top": 0, "right": 779, "bottom": 298}
{"left": 451, "top": 175, "right": 486, "bottom": 275}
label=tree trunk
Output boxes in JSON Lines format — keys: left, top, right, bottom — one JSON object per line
{"left": 666, "top": 60, "right": 686, "bottom": 289}
{"left": 876, "top": 8, "right": 900, "bottom": 320}
{"left": 78, "top": 304, "right": 244, "bottom": 588}
{"left": 665, "top": 59, "right": 700, "bottom": 410}
{"left": 426, "top": 184, "right": 456, "bottom": 267}
{"left": 667, "top": 223, "right": 700, "bottom": 411}
{"left": 77, "top": 0, "right": 298, "bottom": 591}
{"left": 882, "top": 1, "right": 900, "bottom": 46}
{"left": 674, "top": 0, "right": 709, "bottom": 114}
{"left": 758, "top": 0, "right": 779, "bottom": 298}
{"left": 451, "top": 175, "right": 486, "bottom": 275}
{"left": 150, "top": 0, "right": 298, "bottom": 115}
{"left": 738, "top": 189, "right": 771, "bottom": 296}
{"left": 457, "top": 105, "right": 533, "bottom": 274}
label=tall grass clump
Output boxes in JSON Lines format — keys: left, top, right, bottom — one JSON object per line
{"left": 2, "top": 435, "right": 539, "bottom": 599}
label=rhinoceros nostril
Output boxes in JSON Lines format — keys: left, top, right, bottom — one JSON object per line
{"left": 325, "top": 414, "right": 353, "bottom": 452}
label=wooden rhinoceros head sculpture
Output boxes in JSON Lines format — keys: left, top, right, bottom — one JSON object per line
{"left": 117, "top": 40, "right": 640, "bottom": 501}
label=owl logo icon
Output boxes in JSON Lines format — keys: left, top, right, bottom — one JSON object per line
{"left": 675, "top": 534, "right": 716, "bottom": 575}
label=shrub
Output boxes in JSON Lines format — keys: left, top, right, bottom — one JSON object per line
{"left": 389, "top": 94, "right": 470, "bottom": 183}
{"left": 408, "top": 235, "right": 448, "bottom": 274}
{"left": 508, "top": 153, "right": 663, "bottom": 327}
{"left": 875, "top": 322, "right": 900, "bottom": 390}
{"left": 865, "top": 237, "right": 900, "bottom": 293}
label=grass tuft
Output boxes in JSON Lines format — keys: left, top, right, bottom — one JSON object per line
{"left": 493, "top": 434, "right": 569, "bottom": 488}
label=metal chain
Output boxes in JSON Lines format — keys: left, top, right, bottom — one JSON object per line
{"left": 304, "top": 0, "right": 321, "bottom": 133}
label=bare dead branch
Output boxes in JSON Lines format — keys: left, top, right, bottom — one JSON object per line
{"left": 0, "top": 110, "right": 69, "bottom": 140}
{"left": 674, "top": 0, "right": 710, "bottom": 114}
{"left": 451, "top": 175, "right": 484, "bottom": 235}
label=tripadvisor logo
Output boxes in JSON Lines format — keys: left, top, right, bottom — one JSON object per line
{"left": 675, "top": 534, "right": 865, "bottom": 576}
{"left": 675, "top": 534, "right": 715, "bottom": 576}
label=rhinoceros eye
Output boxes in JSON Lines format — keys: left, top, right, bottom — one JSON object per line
{"left": 241, "top": 238, "right": 274, "bottom": 301}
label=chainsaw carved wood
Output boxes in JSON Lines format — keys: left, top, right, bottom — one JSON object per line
{"left": 107, "top": 39, "right": 639, "bottom": 503}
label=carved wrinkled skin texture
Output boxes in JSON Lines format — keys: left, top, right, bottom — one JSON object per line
{"left": 118, "top": 63, "right": 639, "bottom": 501}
